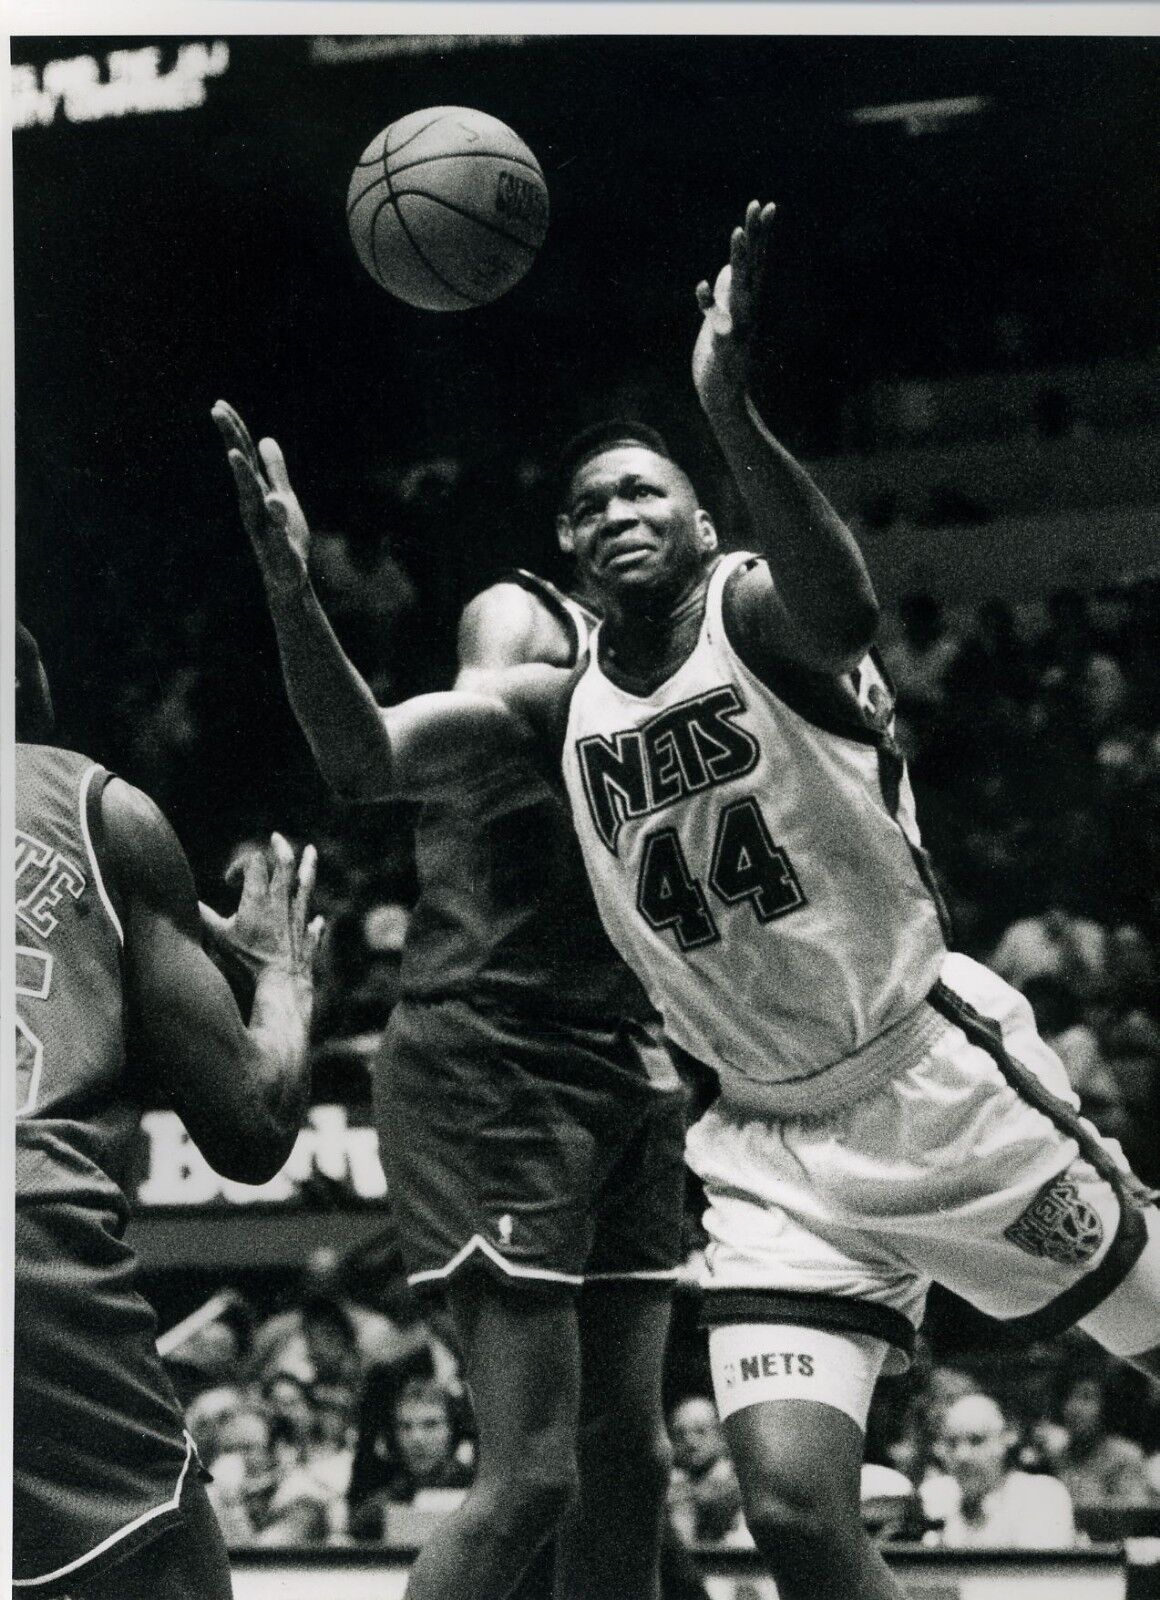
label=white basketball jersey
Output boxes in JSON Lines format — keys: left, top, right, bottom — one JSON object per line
{"left": 562, "top": 553, "right": 948, "bottom": 1116}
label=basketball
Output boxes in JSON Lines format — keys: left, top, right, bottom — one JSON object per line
{"left": 346, "top": 106, "right": 549, "bottom": 312}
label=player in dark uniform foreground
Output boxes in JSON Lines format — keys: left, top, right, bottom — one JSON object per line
{"left": 13, "top": 622, "right": 321, "bottom": 1599}
{"left": 214, "top": 402, "right": 690, "bottom": 1600}
{"left": 219, "top": 201, "right": 1160, "bottom": 1600}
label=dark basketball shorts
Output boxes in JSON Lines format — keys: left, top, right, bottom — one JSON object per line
{"left": 376, "top": 997, "right": 690, "bottom": 1292}
{"left": 13, "top": 1180, "right": 201, "bottom": 1595}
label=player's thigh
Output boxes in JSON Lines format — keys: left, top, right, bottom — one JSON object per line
{"left": 1080, "top": 1202, "right": 1160, "bottom": 1371}
{"left": 76, "top": 1476, "right": 231, "bottom": 1600}
{"left": 377, "top": 1000, "right": 602, "bottom": 1286}
{"left": 895, "top": 988, "right": 1151, "bottom": 1334}
{"left": 576, "top": 1281, "right": 672, "bottom": 1432}
{"left": 708, "top": 1324, "right": 890, "bottom": 1534}
{"left": 444, "top": 1273, "right": 583, "bottom": 1471}
{"left": 587, "top": 1085, "right": 688, "bottom": 1288}
{"left": 723, "top": 1392, "right": 870, "bottom": 1531}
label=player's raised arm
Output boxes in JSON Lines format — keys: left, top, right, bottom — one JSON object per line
{"left": 691, "top": 203, "right": 879, "bottom": 674}
{"left": 101, "top": 780, "right": 320, "bottom": 1183}
{"left": 213, "top": 401, "right": 529, "bottom": 799}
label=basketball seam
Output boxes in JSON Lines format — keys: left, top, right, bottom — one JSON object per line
{"left": 381, "top": 137, "right": 477, "bottom": 305}
{"left": 389, "top": 190, "right": 541, "bottom": 252}
{"left": 376, "top": 185, "right": 477, "bottom": 308}
{"left": 383, "top": 149, "right": 545, "bottom": 183}
{"left": 385, "top": 112, "right": 457, "bottom": 161}
{"left": 346, "top": 177, "right": 385, "bottom": 222}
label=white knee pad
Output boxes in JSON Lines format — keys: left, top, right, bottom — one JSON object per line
{"left": 1080, "top": 1207, "right": 1160, "bottom": 1358}
{"left": 709, "top": 1323, "right": 889, "bottom": 1431}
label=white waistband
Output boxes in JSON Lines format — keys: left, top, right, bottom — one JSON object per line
{"left": 713, "top": 996, "right": 950, "bottom": 1121}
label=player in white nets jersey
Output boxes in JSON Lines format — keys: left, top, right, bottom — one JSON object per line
{"left": 226, "top": 203, "right": 1160, "bottom": 1600}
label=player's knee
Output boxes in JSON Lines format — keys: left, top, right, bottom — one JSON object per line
{"left": 503, "top": 1456, "right": 579, "bottom": 1533}
{"left": 581, "top": 1406, "right": 672, "bottom": 1499}
{"left": 740, "top": 1473, "right": 856, "bottom": 1567}
{"left": 633, "top": 1418, "right": 675, "bottom": 1501}
{"left": 462, "top": 1459, "right": 577, "bottom": 1563}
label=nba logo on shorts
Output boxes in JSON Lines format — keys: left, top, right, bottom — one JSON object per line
{"left": 1003, "top": 1173, "right": 1104, "bottom": 1267}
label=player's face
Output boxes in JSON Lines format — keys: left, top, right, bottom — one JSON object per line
{"left": 558, "top": 447, "right": 716, "bottom": 605}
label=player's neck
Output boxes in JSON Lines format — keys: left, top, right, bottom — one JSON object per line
{"left": 598, "top": 569, "right": 710, "bottom": 695}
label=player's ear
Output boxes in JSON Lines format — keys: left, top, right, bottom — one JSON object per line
{"left": 696, "top": 510, "right": 718, "bottom": 554}
{"left": 556, "top": 514, "right": 576, "bottom": 556}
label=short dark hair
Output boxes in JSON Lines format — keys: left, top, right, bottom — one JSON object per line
{"left": 300, "top": 1293, "right": 357, "bottom": 1345}
{"left": 553, "top": 419, "right": 674, "bottom": 511}
{"left": 16, "top": 621, "right": 54, "bottom": 742}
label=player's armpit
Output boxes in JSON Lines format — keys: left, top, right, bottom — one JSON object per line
{"left": 99, "top": 780, "right": 304, "bottom": 1183}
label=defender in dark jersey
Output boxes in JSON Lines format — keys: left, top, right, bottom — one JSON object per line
{"left": 13, "top": 623, "right": 320, "bottom": 1600}
{"left": 214, "top": 402, "right": 689, "bottom": 1600}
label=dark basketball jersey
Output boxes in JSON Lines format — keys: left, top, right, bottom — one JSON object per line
{"left": 14, "top": 744, "right": 136, "bottom": 1207}
{"left": 399, "top": 571, "right": 653, "bottom": 1023}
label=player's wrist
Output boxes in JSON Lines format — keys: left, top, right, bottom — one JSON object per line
{"left": 698, "top": 373, "right": 751, "bottom": 431}
{"left": 262, "top": 560, "right": 313, "bottom": 608}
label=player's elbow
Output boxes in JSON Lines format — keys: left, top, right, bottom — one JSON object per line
{"left": 319, "top": 749, "right": 395, "bottom": 803}
{"left": 832, "top": 592, "right": 881, "bottom": 668}
{"left": 206, "top": 1119, "right": 296, "bottom": 1185}
{"left": 801, "top": 593, "right": 881, "bottom": 674}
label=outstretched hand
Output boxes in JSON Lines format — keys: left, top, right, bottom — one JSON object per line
{"left": 200, "top": 833, "right": 324, "bottom": 984}
{"left": 212, "top": 400, "right": 313, "bottom": 596}
{"left": 692, "top": 200, "right": 777, "bottom": 412}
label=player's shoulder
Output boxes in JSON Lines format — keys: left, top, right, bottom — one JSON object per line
{"left": 723, "top": 552, "right": 878, "bottom": 678}
{"left": 98, "top": 776, "right": 197, "bottom": 910}
{"left": 459, "top": 573, "right": 581, "bottom": 670}
{"left": 16, "top": 740, "right": 95, "bottom": 780}
{"left": 100, "top": 774, "right": 175, "bottom": 838}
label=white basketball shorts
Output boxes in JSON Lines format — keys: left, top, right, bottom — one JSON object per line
{"left": 687, "top": 952, "right": 1156, "bottom": 1379}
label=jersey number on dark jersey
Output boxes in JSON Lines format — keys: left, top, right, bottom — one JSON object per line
{"left": 15, "top": 946, "right": 52, "bottom": 1115}
{"left": 636, "top": 797, "right": 807, "bottom": 952}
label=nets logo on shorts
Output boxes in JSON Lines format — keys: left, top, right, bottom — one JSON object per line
{"left": 1003, "top": 1173, "right": 1105, "bottom": 1267}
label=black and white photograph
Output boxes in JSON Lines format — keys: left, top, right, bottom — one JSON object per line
{"left": 6, "top": 9, "right": 1160, "bottom": 1598}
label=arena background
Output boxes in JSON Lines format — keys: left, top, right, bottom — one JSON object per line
{"left": 8, "top": 18, "right": 1160, "bottom": 1592}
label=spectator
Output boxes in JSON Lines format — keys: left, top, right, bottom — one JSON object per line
{"left": 249, "top": 1245, "right": 413, "bottom": 1388}
{"left": 880, "top": 592, "right": 962, "bottom": 726}
{"left": 859, "top": 1463, "right": 923, "bottom": 1544}
{"left": 922, "top": 1392, "right": 1077, "bottom": 1548}
{"left": 988, "top": 892, "right": 1110, "bottom": 1002}
{"left": 943, "top": 597, "right": 1033, "bottom": 708}
{"left": 206, "top": 1404, "right": 331, "bottom": 1546}
{"left": 667, "top": 1395, "right": 751, "bottom": 1548}
{"left": 1020, "top": 974, "right": 1128, "bottom": 1141}
{"left": 1047, "top": 1376, "right": 1155, "bottom": 1508}
{"left": 184, "top": 1384, "right": 248, "bottom": 1471}
{"left": 1021, "top": 975, "right": 1103, "bottom": 1090}
{"left": 261, "top": 1371, "right": 317, "bottom": 1461}
{"left": 348, "top": 1376, "right": 473, "bottom": 1544}
{"left": 307, "top": 1379, "right": 359, "bottom": 1536}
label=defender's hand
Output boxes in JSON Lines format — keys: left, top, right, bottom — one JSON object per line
{"left": 200, "top": 833, "right": 323, "bottom": 982}
{"left": 692, "top": 201, "right": 777, "bottom": 412}
{"left": 212, "top": 400, "right": 313, "bottom": 597}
